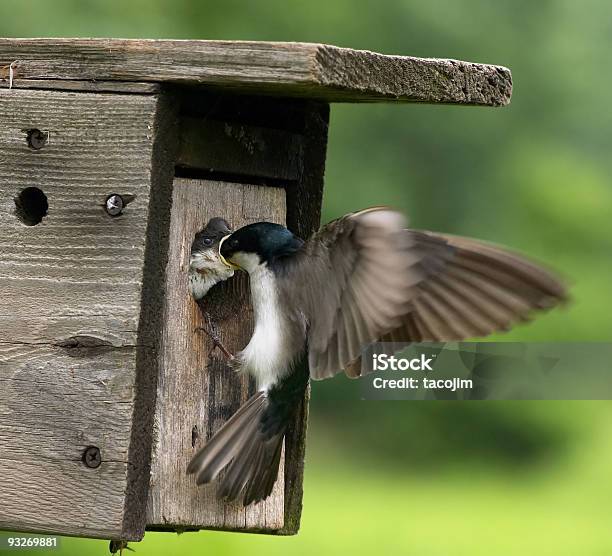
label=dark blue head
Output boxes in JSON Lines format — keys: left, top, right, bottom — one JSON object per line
{"left": 220, "top": 222, "right": 303, "bottom": 272}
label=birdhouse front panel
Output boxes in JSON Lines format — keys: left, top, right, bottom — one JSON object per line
{"left": 146, "top": 178, "right": 287, "bottom": 533}
{"left": 0, "top": 87, "right": 168, "bottom": 540}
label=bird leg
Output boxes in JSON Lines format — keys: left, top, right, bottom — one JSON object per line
{"left": 108, "top": 540, "right": 133, "bottom": 556}
{"left": 195, "top": 314, "right": 235, "bottom": 361}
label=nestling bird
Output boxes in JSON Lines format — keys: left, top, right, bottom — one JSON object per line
{"left": 187, "top": 207, "right": 567, "bottom": 505}
{"left": 189, "top": 217, "right": 234, "bottom": 300}
{"left": 188, "top": 217, "right": 237, "bottom": 358}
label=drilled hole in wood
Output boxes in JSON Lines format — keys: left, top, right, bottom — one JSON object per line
{"left": 26, "top": 128, "right": 49, "bottom": 150}
{"left": 14, "top": 187, "right": 48, "bottom": 226}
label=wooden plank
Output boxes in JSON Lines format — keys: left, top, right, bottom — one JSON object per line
{"left": 0, "top": 38, "right": 511, "bottom": 106}
{"left": 146, "top": 179, "right": 286, "bottom": 532}
{"left": 0, "top": 88, "right": 171, "bottom": 540}
{"left": 279, "top": 100, "right": 329, "bottom": 534}
{"left": 285, "top": 101, "right": 329, "bottom": 239}
{"left": 178, "top": 89, "right": 317, "bottom": 135}
{"left": 123, "top": 90, "right": 178, "bottom": 540}
{"left": 147, "top": 96, "right": 328, "bottom": 535}
{"left": 0, "top": 78, "right": 160, "bottom": 94}
{"left": 177, "top": 117, "right": 302, "bottom": 181}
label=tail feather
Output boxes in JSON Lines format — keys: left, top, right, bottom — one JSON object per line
{"left": 218, "top": 435, "right": 262, "bottom": 501}
{"left": 242, "top": 436, "right": 284, "bottom": 505}
{"left": 187, "top": 390, "right": 286, "bottom": 505}
{"left": 186, "top": 392, "right": 266, "bottom": 483}
{"left": 188, "top": 361, "right": 309, "bottom": 506}
{"left": 254, "top": 436, "right": 284, "bottom": 503}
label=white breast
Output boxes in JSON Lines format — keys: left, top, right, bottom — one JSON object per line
{"left": 238, "top": 265, "right": 295, "bottom": 390}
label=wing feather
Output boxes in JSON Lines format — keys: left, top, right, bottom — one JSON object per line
{"left": 282, "top": 209, "right": 567, "bottom": 380}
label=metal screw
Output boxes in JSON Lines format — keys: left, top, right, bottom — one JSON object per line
{"left": 82, "top": 446, "right": 102, "bottom": 469}
{"left": 105, "top": 194, "right": 124, "bottom": 217}
{"left": 26, "top": 129, "right": 48, "bottom": 150}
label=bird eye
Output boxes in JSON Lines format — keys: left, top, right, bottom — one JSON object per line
{"left": 230, "top": 239, "right": 239, "bottom": 249}
{"left": 203, "top": 238, "right": 213, "bottom": 246}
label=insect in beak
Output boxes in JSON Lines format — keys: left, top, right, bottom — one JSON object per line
{"left": 218, "top": 235, "right": 242, "bottom": 270}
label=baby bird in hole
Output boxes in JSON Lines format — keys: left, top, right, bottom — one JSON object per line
{"left": 189, "top": 217, "right": 237, "bottom": 359}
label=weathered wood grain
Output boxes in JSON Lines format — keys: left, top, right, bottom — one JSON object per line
{"left": 0, "top": 78, "right": 160, "bottom": 94}
{"left": 146, "top": 179, "right": 287, "bottom": 532}
{"left": 146, "top": 96, "right": 328, "bottom": 535}
{"left": 0, "top": 88, "right": 171, "bottom": 540}
{"left": 277, "top": 100, "right": 329, "bottom": 534}
{"left": 0, "top": 38, "right": 511, "bottom": 105}
{"left": 178, "top": 117, "right": 302, "bottom": 181}
{"left": 123, "top": 91, "right": 178, "bottom": 540}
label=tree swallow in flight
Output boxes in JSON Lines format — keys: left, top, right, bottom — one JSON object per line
{"left": 187, "top": 208, "right": 567, "bottom": 505}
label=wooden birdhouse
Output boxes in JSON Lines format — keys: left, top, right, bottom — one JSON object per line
{"left": 0, "top": 39, "right": 512, "bottom": 542}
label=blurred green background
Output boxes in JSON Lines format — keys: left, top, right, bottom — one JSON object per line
{"left": 2, "top": 1, "right": 611, "bottom": 554}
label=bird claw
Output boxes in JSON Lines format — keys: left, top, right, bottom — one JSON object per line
{"left": 108, "top": 540, "right": 133, "bottom": 555}
{"left": 194, "top": 324, "right": 235, "bottom": 361}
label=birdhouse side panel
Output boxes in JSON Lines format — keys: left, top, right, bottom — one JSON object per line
{"left": 0, "top": 88, "right": 161, "bottom": 540}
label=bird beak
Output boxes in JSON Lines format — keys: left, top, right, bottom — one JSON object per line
{"left": 218, "top": 235, "right": 241, "bottom": 270}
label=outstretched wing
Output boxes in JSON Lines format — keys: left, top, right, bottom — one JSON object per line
{"left": 287, "top": 208, "right": 567, "bottom": 380}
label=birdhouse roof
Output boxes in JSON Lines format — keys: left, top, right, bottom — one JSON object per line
{"left": 0, "top": 38, "right": 511, "bottom": 106}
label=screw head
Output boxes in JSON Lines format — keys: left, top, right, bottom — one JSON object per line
{"left": 82, "top": 446, "right": 102, "bottom": 469}
{"left": 105, "top": 194, "right": 124, "bottom": 217}
{"left": 27, "top": 129, "right": 48, "bottom": 150}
